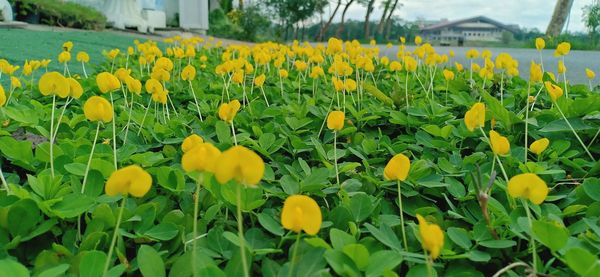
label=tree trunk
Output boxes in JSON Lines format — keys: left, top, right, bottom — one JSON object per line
{"left": 364, "top": 0, "right": 376, "bottom": 39}
{"left": 316, "top": 0, "right": 342, "bottom": 41}
{"left": 546, "top": 0, "right": 575, "bottom": 36}
{"left": 384, "top": 0, "right": 399, "bottom": 40}
{"left": 336, "top": 0, "right": 356, "bottom": 38}
{"left": 377, "top": 0, "right": 391, "bottom": 35}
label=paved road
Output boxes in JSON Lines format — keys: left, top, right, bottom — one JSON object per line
{"left": 380, "top": 45, "right": 600, "bottom": 85}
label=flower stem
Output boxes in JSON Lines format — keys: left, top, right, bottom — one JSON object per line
{"left": 231, "top": 122, "right": 238, "bottom": 146}
{"left": 236, "top": 185, "right": 250, "bottom": 277}
{"left": 189, "top": 81, "right": 203, "bottom": 121}
{"left": 50, "top": 95, "right": 56, "bottom": 178}
{"left": 0, "top": 161, "right": 9, "bottom": 194}
{"left": 405, "top": 71, "right": 410, "bottom": 108}
{"left": 397, "top": 180, "right": 408, "bottom": 251}
{"left": 137, "top": 97, "right": 153, "bottom": 135}
{"left": 109, "top": 94, "right": 118, "bottom": 170}
{"left": 334, "top": 131, "right": 340, "bottom": 187}
{"left": 287, "top": 232, "right": 301, "bottom": 277}
{"left": 522, "top": 199, "right": 537, "bottom": 276}
{"left": 77, "top": 122, "right": 100, "bottom": 241}
{"left": 102, "top": 196, "right": 126, "bottom": 277}
{"left": 192, "top": 174, "right": 204, "bottom": 277}
{"left": 554, "top": 103, "right": 596, "bottom": 161}
{"left": 525, "top": 81, "right": 531, "bottom": 162}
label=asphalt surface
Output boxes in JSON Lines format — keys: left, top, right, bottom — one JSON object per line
{"left": 380, "top": 45, "right": 600, "bottom": 85}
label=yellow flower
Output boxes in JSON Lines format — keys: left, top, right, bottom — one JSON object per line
{"left": 455, "top": 62, "right": 464, "bottom": 72}
{"left": 62, "top": 41, "right": 74, "bottom": 52}
{"left": 279, "top": 69, "right": 289, "bottom": 78}
{"left": 327, "top": 111, "right": 344, "bottom": 131}
{"left": 105, "top": 165, "right": 152, "bottom": 198}
{"left": 39, "top": 72, "right": 70, "bottom": 98}
{"left": 22, "top": 61, "right": 32, "bottom": 76}
{"left": 466, "top": 49, "right": 479, "bottom": 59}
{"left": 126, "top": 77, "right": 142, "bottom": 95}
{"left": 554, "top": 42, "right": 571, "bottom": 57}
{"left": 96, "top": 72, "right": 121, "bottom": 93}
{"left": 530, "top": 62, "right": 542, "bottom": 83}
{"left": 389, "top": 61, "right": 402, "bottom": 71}
{"left": 84, "top": 96, "right": 113, "bottom": 122}
{"left": 442, "top": 69, "right": 455, "bottom": 81}
{"left": 309, "top": 66, "right": 325, "bottom": 79}
{"left": 557, "top": 60, "right": 566, "bottom": 74}
{"left": 507, "top": 173, "right": 548, "bottom": 205}
{"left": 151, "top": 89, "right": 168, "bottom": 104}
{"left": 145, "top": 78, "right": 163, "bottom": 94}
{"left": 155, "top": 57, "right": 174, "bottom": 71}
{"left": 151, "top": 67, "right": 171, "bottom": 82}
{"left": 530, "top": 138, "right": 550, "bottom": 156}
{"left": 10, "top": 76, "right": 22, "bottom": 90}
{"left": 544, "top": 81, "right": 563, "bottom": 102}
{"left": 58, "top": 51, "right": 71, "bottom": 63}
{"left": 231, "top": 70, "right": 244, "bottom": 84}
{"left": 128, "top": 46, "right": 135, "bottom": 55}
{"left": 414, "top": 35, "right": 422, "bottom": 45}
{"left": 0, "top": 84, "right": 6, "bottom": 107}
{"left": 67, "top": 78, "right": 83, "bottom": 99}
{"left": 294, "top": 60, "right": 308, "bottom": 71}
{"left": 535, "top": 37, "right": 545, "bottom": 51}
{"left": 417, "top": 214, "right": 444, "bottom": 259}
{"left": 383, "top": 153, "right": 410, "bottom": 181}
{"left": 489, "top": 130, "right": 510, "bottom": 156}
{"left": 181, "top": 65, "right": 196, "bottom": 81}
{"left": 76, "top": 52, "right": 90, "bottom": 63}
{"left": 449, "top": 50, "right": 455, "bottom": 57}
{"left": 107, "top": 49, "right": 120, "bottom": 60}
{"left": 281, "top": 195, "right": 322, "bottom": 235}
{"left": 113, "top": 68, "right": 130, "bottom": 83}
{"left": 464, "top": 102, "right": 485, "bottom": 131}
{"left": 254, "top": 74, "right": 266, "bottom": 87}
{"left": 218, "top": 100, "right": 241, "bottom": 123}
{"left": 181, "top": 134, "right": 204, "bottom": 153}
{"left": 400, "top": 37, "right": 406, "bottom": 44}
{"left": 344, "top": 79, "right": 357, "bottom": 92}
{"left": 181, "top": 143, "right": 221, "bottom": 173}
{"left": 585, "top": 68, "right": 595, "bottom": 79}
{"left": 404, "top": 56, "right": 417, "bottom": 72}
{"left": 481, "top": 49, "right": 492, "bottom": 59}
{"left": 214, "top": 145, "right": 265, "bottom": 187}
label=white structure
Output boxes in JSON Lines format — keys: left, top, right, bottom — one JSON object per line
{"left": 69, "top": 0, "right": 208, "bottom": 33}
{"left": 0, "top": 0, "right": 12, "bottom": 22}
{"left": 421, "top": 16, "right": 518, "bottom": 45}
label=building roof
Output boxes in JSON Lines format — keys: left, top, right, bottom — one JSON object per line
{"left": 421, "top": 16, "right": 518, "bottom": 33}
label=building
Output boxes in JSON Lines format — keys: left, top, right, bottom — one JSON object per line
{"left": 67, "top": 0, "right": 210, "bottom": 33}
{"left": 420, "top": 16, "right": 518, "bottom": 45}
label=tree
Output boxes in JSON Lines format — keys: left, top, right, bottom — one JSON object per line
{"left": 336, "top": 0, "right": 356, "bottom": 38}
{"left": 546, "top": 0, "right": 575, "bottom": 36}
{"left": 363, "top": 0, "right": 376, "bottom": 39}
{"left": 316, "top": 0, "right": 342, "bottom": 41}
{"left": 383, "top": 0, "right": 401, "bottom": 40}
{"left": 583, "top": 1, "right": 600, "bottom": 46}
{"left": 377, "top": 0, "right": 392, "bottom": 36}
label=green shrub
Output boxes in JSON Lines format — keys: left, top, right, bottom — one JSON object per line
{"left": 10, "top": 0, "right": 106, "bottom": 30}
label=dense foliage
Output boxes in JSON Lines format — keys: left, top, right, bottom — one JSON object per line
{"left": 9, "top": 0, "right": 106, "bottom": 30}
{"left": 0, "top": 36, "right": 599, "bottom": 277}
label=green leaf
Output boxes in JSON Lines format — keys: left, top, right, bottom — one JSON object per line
{"left": 531, "top": 220, "right": 569, "bottom": 252}
{"left": 215, "top": 120, "right": 232, "bottom": 145}
{"left": 256, "top": 212, "right": 283, "bottom": 236}
{"left": 364, "top": 223, "right": 402, "bottom": 252}
{"left": 447, "top": 227, "right": 472, "bottom": 250}
{"left": 138, "top": 245, "right": 166, "bottom": 277}
{"left": 144, "top": 223, "right": 179, "bottom": 241}
{"left": 478, "top": 240, "right": 516, "bottom": 249}
{"left": 0, "top": 136, "right": 34, "bottom": 169}
{"left": 365, "top": 250, "right": 402, "bottom": 277}
{"left": 330, "top": 228, "right": 356, "bottom": 250}
{"left": 79, "top": 251, "right": 106, "bottom": 277}
{"left": 407, "top": 264, "right": 437, "bottom": 277}
{"left": 50, "top": 193, "right": 95, "bottom": 218}
{"left": 0, "top": 258, "right": 29, "bottom": 277}
{"left": 342, "top": 243, "right": 370, "bottom": 270}
{"left": 38, "top": 264, "right": 69, "bottom": 277}
{"left": 565, "top": 247, "right": 600, "bottom": 276}
{"left": 582, "top": 177, "right": 600, "bottom": 201}
{"left": 347, "top": 193, "right": 375, "bottom": 222}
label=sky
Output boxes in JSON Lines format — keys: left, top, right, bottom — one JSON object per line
{"left": 325, "top": 0, "right": 594, "bottom": 33}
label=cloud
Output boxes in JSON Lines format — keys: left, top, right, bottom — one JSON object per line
{"left": 323, "top": 0, "right": 593, "bottom": 33}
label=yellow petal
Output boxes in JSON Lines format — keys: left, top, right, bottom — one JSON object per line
{"left": 281, "top": 195, "right": 322, "bottom": 235}
{"left": 383, "top": 153, "right": 410, "bottom": 181}
{"left": 327, "top": 111, "right": 345, "bottom": 131}
{"left": 529, "top": 138, "right": 550, "bottom": 155}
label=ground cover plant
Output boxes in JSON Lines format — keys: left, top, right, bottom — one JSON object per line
{"left": 0, "top": 35, "right": 599, "bottom": 277}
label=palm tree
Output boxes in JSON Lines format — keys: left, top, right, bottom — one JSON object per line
{"left": 316, "top": 0, "right": 342, "bottom": 41}
{"left": 363, "top": 0, "right": 376, "bottom": 39}
{"left": 336, "top": 0, "right": 356, "bottom": 38}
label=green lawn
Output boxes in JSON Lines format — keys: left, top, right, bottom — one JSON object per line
{"left": 0, "top": 28, "right": 151, "bottom": 75}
